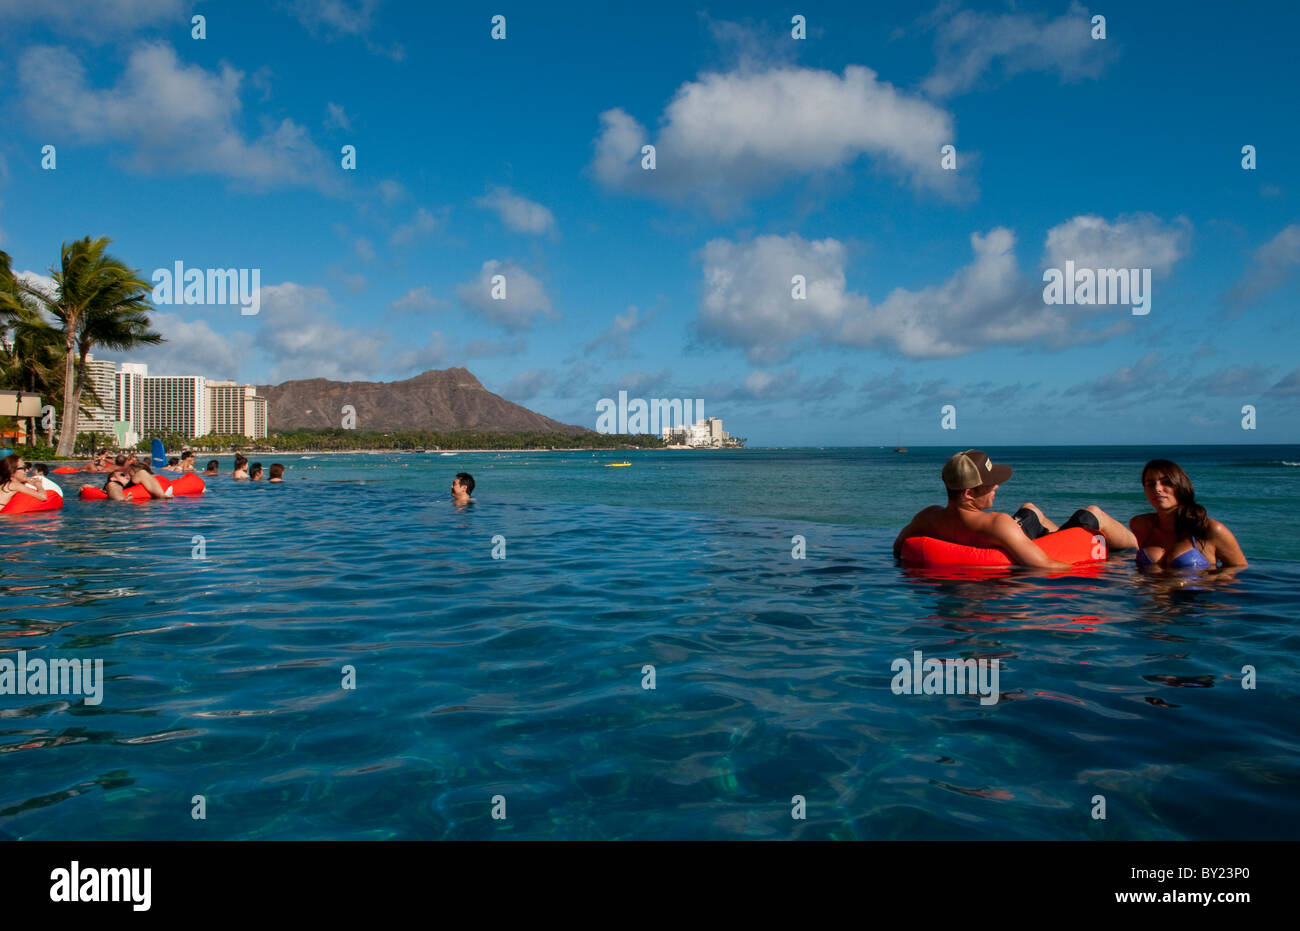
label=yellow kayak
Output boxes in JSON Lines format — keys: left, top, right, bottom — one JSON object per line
{"left": 605, "top": 462, "right": 632, "bottom": 467}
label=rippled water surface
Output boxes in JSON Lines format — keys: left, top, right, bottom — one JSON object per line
{"left": 2, "top": 446, "right": 1298, "bottom": 839}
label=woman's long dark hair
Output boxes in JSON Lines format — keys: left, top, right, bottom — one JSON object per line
{"left": 1142, "top": 459, "right": 1212, "bottom": 541}
{"left": 0, "top": 454, "right": 23, "bottom": 486}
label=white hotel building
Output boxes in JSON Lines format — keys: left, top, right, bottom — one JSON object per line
{"left": 663, "top": 417, "right": 731, "bottom": 448}
{"left": 101, "top": 362, "right": 268, "bottom": 442}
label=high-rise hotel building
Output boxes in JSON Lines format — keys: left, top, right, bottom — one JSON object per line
{"left": 207, "top": 381, "right": 269, "bottom": 439}
{"left": 141, "top": 375, "right": 210, "bottom": 438}
{"left": 80, "top": 354, "right": 118, "bottom": 437}
{"left": 116, "top": 363, "right": 147, "bottom": 446}
{"left": 101, "top": 361, "right": 269, "bottom": 441}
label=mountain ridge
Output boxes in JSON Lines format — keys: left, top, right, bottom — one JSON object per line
{"left": 255, "top": 366, "right": 587, "bottom": 433}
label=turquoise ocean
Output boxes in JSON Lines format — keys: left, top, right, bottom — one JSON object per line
{"left": 1, "top": 445, "right": 1298, "bottom": 839}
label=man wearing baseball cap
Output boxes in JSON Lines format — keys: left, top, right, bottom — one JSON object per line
{"left": 892, "top": 449, "right": 1134, "bottom": 568}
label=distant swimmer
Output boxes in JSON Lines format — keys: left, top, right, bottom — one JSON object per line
{"left": 1130, "top": 459, "right": 1246, "bottom": 571}
{"left": 0, "top": 455, "right": 50, "bottom": 509}
{"left": 268, "top": 463, "right": 285, "bottom": 483}
{"left": 180, "top": 451, "right": 196, "bottom": 473}
{"left": 232, "top": 454, "right": 249, "bottom": 480}
{"left": 203, "top": 459, "right": 220, "bottom": 476}
{"left": 249, "top": 463, "right": 264, "bottom": 482}
{"left": 165, "top": 457, "right": 181, "bottom": 472}
{"left": 451, "top": 471, "right": 474, "bottom": 506}
{"left": 892, "top": 449, "right": 1135, "bottom": 569}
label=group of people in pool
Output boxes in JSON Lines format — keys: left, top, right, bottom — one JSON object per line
{"left": 1, "top": 449, "right": 477, "bottom": 509}
{"left": 894, "top": 449, "right": 1248, "bottom": 571}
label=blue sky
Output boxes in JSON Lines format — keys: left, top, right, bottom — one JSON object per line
{"left": 1, "top": 0, "right": 1297, "bottom": 445}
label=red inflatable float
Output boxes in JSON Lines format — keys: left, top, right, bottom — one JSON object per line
{"left": 79, "top": 473, "right": 206, "bottom": 501}
{"left": 50, "top": 466, "right": 82, "bottom": 474}
{"left": 899, "top": 526, "right": 1105, "bottom": 568}
{"left": 1, "top": 479, "right": 65, "bottom": 514}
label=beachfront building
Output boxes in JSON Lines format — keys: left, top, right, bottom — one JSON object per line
{"left": 663, "top": 416, "right": 733, "bottom": 448}
{"left": 208, "top": 381, "right": 269, "bottom": 439}
{"left": 80, "top": 354, "right": 118, "bottom": 438}
{"left": 141, "top": 375, "right": 210, "bottom": 438}
{"left": 115, "top": 363, "right": 147, "bottom": 447}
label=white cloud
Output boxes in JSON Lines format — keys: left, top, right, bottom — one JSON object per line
{"left": 697, "top": 234, "right": 864, "bottom": 363}
{"left": 0, "top": 0, "right": 185, "bottom": 41}
{"left": 923, "top": 2, "right": 1116, "bottom": 98}
{"left": 257, "top": 282, "right": 385, "bottom": 382}
{"left": 475, "top": 187, "right": 556, "bottom": 235}
{"left": 352, "top": 237, "right": 375, "bottom": 262}
{"left": 16, "top": 270, "right": 57, "bottom": 299}
{"left": 699, "top": 221, "right": 1162, "bottom": 362}
{"left": 592, "top": 64, "right": 960, "bottom": 214}
{"left": 94, "top": 312, "right": 251, "bottom": 380}
{"left": 377, "top": 179, "right": 406, "bottom": 205}
{"left": 390, "top": 207, "right": 438, "bottom": 246}
{"left": 324, "top": 101, "right": 352, "bottom": 132}
{"left": 455, "top": 260, "right": 552, "bottom": 331}
{"left": 388, "top": 286, "right": 443, "bottom": 314}
{"left": 583, "top": 305, "right": 647, "bottom": 358}
{"left": 390, "top": 330, "right": 450, "bottom": 373}
{"left": 500, "top": 369, "right": 552, "bottom": 402}
{"left": 1044, "top": 213, "right": 1191, "bottom": 275}
{"left": 1225, "top": 223, "right": 1300, "bottom": 312}
{"left": 17, "top": 43, "right": 338, "bottom": 192}
{"left": 286, "top": 0, "right": 403, "bottom": 60}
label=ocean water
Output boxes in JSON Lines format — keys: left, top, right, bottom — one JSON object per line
{"left": 1, "top": 445, "right": 1298, "bottom": 840}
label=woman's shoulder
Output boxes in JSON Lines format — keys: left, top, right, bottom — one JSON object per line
{"left": 1129, "top": 512, "right": 1155, "bottom": 531}
{"left": 1205, "top": 519, "right": 1237, "bottom": 542}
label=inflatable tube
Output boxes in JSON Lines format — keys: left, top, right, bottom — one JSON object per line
{"left": 79, "top": 473, "right": 206, "bottom": 501}
{"left": 1, "top": 478, "right": 64, "bottom": 514}
{"left": 900, "top": 526, "right": 1104, "bottom": 568}
{"left": 50, "top": 466, "right": 82, "bottom": 474}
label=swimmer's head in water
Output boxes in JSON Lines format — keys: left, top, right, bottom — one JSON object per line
{"left": 1142, "top": 459, "right": 1210, "bottom": 540}
{"left": 452, "top": 472, "right": 475, "bottom": 497}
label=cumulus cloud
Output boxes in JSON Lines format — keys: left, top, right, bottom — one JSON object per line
{"left": 17, "top": 43, "right": 338, "bottom": 192}
{"left": 1268, "top": 369, "right": 1300, "bottom": 397}
{"left": 592, "top": 64, "right": 960, "bottom": 214}
{"left": 922, "top": 2, "right": 1116, "bottom": 97}
{"left": 377, "top": 179, "right": 406, "bottom": 205}
{"left": 698, "top": 234, "right": 862, "bottom": 363}
{"left": 698, "top": 217, "right": 1181, "bottom": 362}
{"left": 352, "top": 237, "right": 375, "bottom": 262}
{"left": 0, "top": 0, "right": 184, "bottom": 41}
{"left": 476, "top": 187, "right": 556, "bottom": 235}
{"left": 455, "top": 260, "right": 552, "bottom": 331}
{"left": 1043, "top": 213, "right": 1191, "bottom": 276}
{"left": 1224, "top": 223, "right": 1300, "bottom": 313}
{"left": 257, "top": 282, "right": 385, "bottom": 382}
{"left": 93, "top": 311, "right": 251, "bottom": 380}
{"left": 390, "top": 330, "right": 450, "bottom": 373}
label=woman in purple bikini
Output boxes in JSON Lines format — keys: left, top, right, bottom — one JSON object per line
{"left": 1129, "top": 460, "right": 1247, "bottom": 571}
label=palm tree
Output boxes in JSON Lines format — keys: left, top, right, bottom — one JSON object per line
{"left": 22, "top": 237, "right": 161, "bottom": 456}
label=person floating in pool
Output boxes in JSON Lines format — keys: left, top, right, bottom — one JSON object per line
{"left": 106, "top": 462, "right": 169, "bottom": 500}
{"left": 893, "top": 449, "right": 1135, "bottom": 569}
{"left": 1130, "top": 459, "right": 1246, "bottom": 571}
{"left": 249, "top": 463, "right": 264, "bottom": 482}
{"left": 165, "top": 457, "right": 181, "bottom": 472}
{"left": 451, "top": 471, "right": 474, "bottom": 506}
{"left": 268, "top": 463, "right": 285, "bottom": 483}
{"left": 179, "top": 451, "right": 196, "bottom": 473}
{"left": 232, "top": 454, "right": 249, "bottom": 480}
{"left": 203, "top": 459, "right": 220, "bottom": 476}
{"left": 0, "top": 454, "right": 50, "bottom": 509}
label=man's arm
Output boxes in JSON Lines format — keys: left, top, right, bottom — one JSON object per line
{"left": 985, "top": 513, "right": 1072, "bottom": 569}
